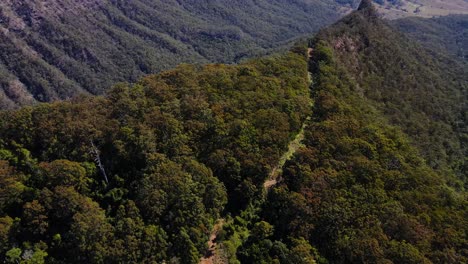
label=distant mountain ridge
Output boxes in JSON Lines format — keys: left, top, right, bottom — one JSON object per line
{"left": 0, "top": 0, "right": 343, "bottom": 108}
{"left": 1, "top": 0, "right": 467, "bottom": 110}
{"left": 338, "top": 0, "right": 468, "bottom": 18}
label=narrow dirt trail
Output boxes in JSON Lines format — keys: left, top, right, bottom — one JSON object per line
{"left": 265, "top": 48, "right": 313, "bottom": 187}
{"left": 199, "top": 123, "right": 308, "bottom": 263}
{"left": 199, "top": 113, "right": 311, "bottom": 264}
{"left": 263, "top": 119, "right": 309, "bottom": 189}
{"left": 199, "top": 124, "right": 310, "bottom": 264}
{"left": 200, "top": 49, "right": 313, "bottom": 264}
{"left": 200, "top": 219, "right": 225, "bottom": 264}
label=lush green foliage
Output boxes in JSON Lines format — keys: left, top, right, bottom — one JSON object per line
{"left": 1, "top": 2, "right": 467, "bottom": 263}
{"left": 316, "top": 7, "right": 468, "bottom": 184}
{"left": 267, "top": 42, "right": 465, "bottom": 263}
{"left": 0, "top": 50, "right": 311, "bottom": 263}
{"left": 0, "top": 0, "right": 341, "bottom": 108}
{"left": 237, "top": 5, "right": 468, "bottom": 264}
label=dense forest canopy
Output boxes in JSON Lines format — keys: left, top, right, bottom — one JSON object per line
{"left": 0, "top": 47, "right": 311, "bottom": 263}
{"left": 0, "top": 1, "right": 467, "bottom": 264}
{"left": 218, "top": 2, "right": 468, "bottom": 263}
{"left": 316, "top": 5, "right": 468, "bottom": 184}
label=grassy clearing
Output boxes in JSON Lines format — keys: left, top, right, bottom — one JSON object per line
{"left": 376, "top": 0, "right": 468, "bottom": 19}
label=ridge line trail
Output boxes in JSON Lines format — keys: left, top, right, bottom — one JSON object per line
{"left": 199, "top": 120, "right": 310, "bottom": 264}
{"left": 263, "top": 119, "right": 309, "bottom": 189}
{"left": 200, "top": 49, "right": 313, "bottom": 264}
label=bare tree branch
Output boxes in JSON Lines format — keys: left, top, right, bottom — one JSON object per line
{"left": 90, "top": 141, "right": 109, "bottom": 184}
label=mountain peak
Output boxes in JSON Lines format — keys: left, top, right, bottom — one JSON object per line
{"left": 358, "top": 0, "right": 373, "bottom": 11}
{"left": 357, "top": 0, "right": 378, "bottom": 18}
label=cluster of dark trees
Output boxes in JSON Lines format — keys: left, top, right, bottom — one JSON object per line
{"left": 0, "top": 50, "right": 311, "bottom": 263}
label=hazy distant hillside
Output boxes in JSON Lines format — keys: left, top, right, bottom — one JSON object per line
{"left": 392, "top": 14, "right": 468, "bottom": 61}
{"left": 376, "top": 0, "right": 468, "bottom": 19}
{"left": 337, "top": 0, "right": 468, "bottom": 18}
{"left": 0, "top": 0, "right": 342, "bottom": 108}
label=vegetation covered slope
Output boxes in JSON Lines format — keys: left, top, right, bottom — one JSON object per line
{"left": 1, "top": 1, "right": 467, "bottom": 263}
{"left": 392, "top": 14, "right": 468, "bottom": 61}
{"left": 318, "top": 2, "right": 468, "bottom": 183}
{"left": 0, "top": 0, "right": 340, "bottom": 108}
{"left": 0, "top": 48, "right": 311, "bottom": 263}
{"left": 233, "top": 2, "right": 468, "bottom": 263}
{"left": 2, "top": 0, "right": 466, "bottom": 109}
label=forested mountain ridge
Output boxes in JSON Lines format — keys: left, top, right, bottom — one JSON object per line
{"left": 223, "top": 1, "right": 468, "bottom": 263}
{"left": 1, "top": 1, "right": 467, "bottom": 263}
{"left": 0, "top": 0, "right": 342, "bottom": 109}
{"left": 315, "top": 0, "right": 468, "bottom": 183}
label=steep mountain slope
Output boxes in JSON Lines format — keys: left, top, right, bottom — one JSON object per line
{"left": 232, "top": 1, "right": 467, "bottom": 263}
{"left": 318, "top": 1, "right": 468, "bottom": 181}
{"left": 0, "top": 0, "right": 341, "bottom": 108}
{"left": 2, "top": 0, "right": 466, "bottom": 110}
{"left": 392, "top": 14, "right": 468, "bottom": 61}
